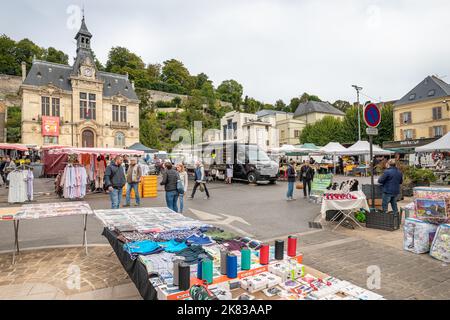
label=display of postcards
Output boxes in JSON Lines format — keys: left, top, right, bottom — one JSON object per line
{"left": 15, "top": 202, "right": 93, "bottom": 220}
{"left": 415, "top": 199, "right": 447, "bottom": 219}
{"left": 263, "top": 287, "right": 282, "bottom": 297}
{"left": 236, "top": 293, "right": 256, "bottom": 300}
{"left": 149, "top": 276, "right": 165, "bottom": 288}
{"left": 279, "top": 279, "right": 301, "bottom": 290}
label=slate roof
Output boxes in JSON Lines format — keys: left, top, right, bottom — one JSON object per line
{"left": 395, "top": 76, "right": 450, "bottom": 107}
{"left": 294, "top": 101, "right": 345, "bottom": 117}
{"left": 23, "top": 60, "right": 138, "bottom": 100}
{"left": 256, "top": 109, "right": 293, "bottom": 118}
{"left": 75, "top": 17, "right": 92, "bottom": 39}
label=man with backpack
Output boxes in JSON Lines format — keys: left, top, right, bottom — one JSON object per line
{"left": 286, "top": 160, "right": 297, "bottom": 201}
{"left": 104, "top": 155, "right": 126, "bottom": 209}
{"left": 160, "top": 162, "right": 180, "bottom": 212}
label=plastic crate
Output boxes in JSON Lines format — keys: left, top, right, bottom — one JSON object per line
{"left": 325, "top": 210, "right": 343, "bottom": 221}
{"left": 366, "top": 209, "right": 401, "bottom": 231}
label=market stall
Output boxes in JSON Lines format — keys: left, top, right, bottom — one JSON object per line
{"left": 315, "top": 142, "right": 348, "bottom": 174}
{"left": 95, "top": 206, "right": 384, "bottom": 300}
{"left": 2, "top": 202, "right": 94, "bottom": 264}
{"left": 49, "top": 147, "right": 145, "bottom": 199}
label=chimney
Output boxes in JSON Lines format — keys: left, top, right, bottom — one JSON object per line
{"left": 21, "top": 62, "right": 27, "bottom": 82}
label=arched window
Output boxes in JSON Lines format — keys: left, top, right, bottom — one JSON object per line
{"left": 115, "top": 132, "right": 125, "bottom": 147}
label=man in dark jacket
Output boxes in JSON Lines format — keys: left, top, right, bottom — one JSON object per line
{"left": 104, "top": 155, "right": 126, "bottom": 209}
{"left": 378, "top": 159, "right": 403, "bottom": 215}
{"left": 286, "top": 160, "right": 297, "bottom": 201}
{"left": 160, "top": 162, "right": 180, "bottom": 212}
{"left": 300, "top": 161, "right": 315, "bottom": 198}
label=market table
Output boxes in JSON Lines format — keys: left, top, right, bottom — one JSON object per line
{"left": 8, "top": 202, "right": 93, "bottom": 264}
{"left": 102, "top": 227, "right": 158, "bottom": 300}
{"left": 321, "top": 191, "right": 369, "bottom": 230}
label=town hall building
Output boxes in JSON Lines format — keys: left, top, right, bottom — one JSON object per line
{"left": 20, "top": 16, "right": 140, "bottom": 148}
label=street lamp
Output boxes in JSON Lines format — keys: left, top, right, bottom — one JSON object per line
{"left": 352, "top": 85, "right": 363, "bottom": 141}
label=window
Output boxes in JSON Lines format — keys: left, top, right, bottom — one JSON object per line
{"left": 433, "top": 126, "right": 444, "bottom": 138}
{"left": 114, "top": 132, "right": 125, "bottom": 147}
{"left": 404, "top": 129, "right": 414, "bottom": 140}
{"left": 294, "top": 130, "right": 301, "bottom": 138}
{"left": 112, "top": 105, "right": 119, "bottom": 122}
{"left": 80, "top": 92, "right": 96, "bottom": 120}
{"left": 408, "top": 93, "right": 416, "bottom": 101}
{"left": 120, "top": 106, "right": 127, "bottom": 122}
{"left": 402, "top": 112, "right": 412, "bottom": 124}
{"left": 52, "top": 98, "right": 60, "bottom": 117}
{"left": 43, "top": 136, "right": 58, "bottom": 144}
{"left": 41, "top": 97, "right": 50, "bottom": 116}
{"left": 433, "top": 107, "right": 442, "bottom": 120}
{"left": 428, "top": 89, "right": 436, "bottom": 97}
{"left": 281, "top": 130, "right": 286, "bottom": 139}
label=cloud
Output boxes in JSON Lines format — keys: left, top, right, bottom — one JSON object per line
{"left": 1, "top": 0, "right": 450, "bottom": 104}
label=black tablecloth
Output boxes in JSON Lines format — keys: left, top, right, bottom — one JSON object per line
{"left": 102, "top": 227, "right": 157, "bottom": 300}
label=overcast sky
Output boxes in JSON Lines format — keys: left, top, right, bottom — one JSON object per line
{"left": 1, "top": 0, "right": 450, "bottom": 104}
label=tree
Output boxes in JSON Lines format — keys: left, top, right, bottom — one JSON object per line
{"left": 374, "top": 104, "right": 394, "bottom": 145}
{"left": 6, "top": 106, "right": 21, "bottom": 143}
{"left": 333, "top": 100, "right": 352, "bottom": 112}
{"left": 161, "top": 59, "right": 194, "bottom": 93}
{"left": 275, "top": 99, "right": 287, "bottom": 111}
{"left": 217, "top": 80, "right": 243, "bottom": 110}
{"left": 299, "top": 116, "right": 345, "bottom": 146}
{"left": 140, "top": 112, "right": 161, "bottom": 149}
{"left": 15, "top": 38, "right": 44, "bottom": 71}
{"left": 299, "top": 93, "right": 322, "bottom": 103}
{"left": 43, "top": 47, "right": 69, "bottom": 65}
{"left": 146, "top": 63, "right": 161, "bottom": 81}
{"left": 105, "top": 47, "right": 146, "bottom": 82}
{"left": 288, "top": 97, "right": 301, "bottom": 113}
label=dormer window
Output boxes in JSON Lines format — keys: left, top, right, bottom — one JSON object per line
{"left": 408, "top": 93, "right": 416, "bottom": 101}
{"left": 59, "top": 76, "right": 64, "bottom": 82}
{"left": 48, "top": 68, "right": 52, "bottom": 73}
{"left": 37, "top": 72, "right": 42, "bottom": 79}
{"left": 428, "top": 89, "right": 435, "bottom": 97}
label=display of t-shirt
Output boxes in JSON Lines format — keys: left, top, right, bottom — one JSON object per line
{"left": 7, "top": 169, "right": 33, "bottom": 203}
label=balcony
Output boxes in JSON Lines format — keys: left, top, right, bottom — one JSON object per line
{"left": 110, "top": 121, "right": 131, "bottom": 129}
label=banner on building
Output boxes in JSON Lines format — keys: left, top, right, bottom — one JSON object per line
{"left": 42, "top": 116, "right": 60, "bottom": 137}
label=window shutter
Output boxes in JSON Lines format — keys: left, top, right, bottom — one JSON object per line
{"left": 399, "top": 113, "right": 403, "bottom": 125}
{"left": 443, "top": 125, "right": 448, "bottom": 135}
{"left": 412, "top": 129, "right": 417, "bottom": 139}
{"left": 400, "top": 129, "right": 404, "bottom": 140}
{"left": 429, "top": 127, "right": 434, "bottom": 138}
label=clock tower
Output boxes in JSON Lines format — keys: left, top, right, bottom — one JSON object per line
{"left": 72, "top": 15, "right": 97, "bottom": 79}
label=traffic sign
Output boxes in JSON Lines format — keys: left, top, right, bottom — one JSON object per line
{"left": 366, "top": 127, "right": 378, "bottom": 136}
{"left": 364, "top": 103, "right": 381, "bottom": 128}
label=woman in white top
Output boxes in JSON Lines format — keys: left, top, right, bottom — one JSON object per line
{"left": 176, "top": 163, "right": 189, "bottom": 213}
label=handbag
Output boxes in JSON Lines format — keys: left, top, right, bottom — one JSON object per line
{"left": 177, "top": 173, "right": 185, "bottom": 194}
{"left": 199, "top": 183, "right": 205, "bottom": 192}
{"left": 296, "top": 183, "right": 304, "bottom": 190}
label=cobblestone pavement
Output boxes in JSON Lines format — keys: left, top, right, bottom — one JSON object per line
{"left": 300, "top": 228, "right": 450, "bottom": 300}
{"left": 0, "top": 246, "right": 138, "bottom": 299}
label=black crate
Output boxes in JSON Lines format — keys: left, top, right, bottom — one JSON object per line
{"left": 366, "top": 209, "right": 400, "bottom": 231}
{"left": 325, "top": 210, "right": 343, "bottom": 221}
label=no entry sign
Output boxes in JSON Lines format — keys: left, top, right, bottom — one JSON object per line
{"left": 364, "top": 103, "right": 381, "bottom": 128}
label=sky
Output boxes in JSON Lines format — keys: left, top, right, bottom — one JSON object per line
{"left": 1, "top": 0, "right": 450, "bottom": 105}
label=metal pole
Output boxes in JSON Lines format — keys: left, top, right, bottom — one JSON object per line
{"left": 369, "top": 134, "right": 375, "bottom": 209}
{"left": 352, "top": 85, "right": 363, "bottom": 141}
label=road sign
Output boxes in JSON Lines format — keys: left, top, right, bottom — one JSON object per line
{"left": 364, "top": 103, "right": 381, "bottom": 128}
{"left": 366, "top": 127, "right": 378, "bottom": 136}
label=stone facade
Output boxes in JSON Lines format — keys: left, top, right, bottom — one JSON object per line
{"left": 20, "top": 17, "right": 140, "bottom": 148}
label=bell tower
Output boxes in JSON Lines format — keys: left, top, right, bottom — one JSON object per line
{"left": 75, "top": 14, "right": 92, "bottom": 52}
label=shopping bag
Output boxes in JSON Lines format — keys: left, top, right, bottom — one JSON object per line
{"left": 199, "top": 183, "right": 205, "bottom": 192}
{"left": 296, "top": 183, "right": 304, "bottom": 190}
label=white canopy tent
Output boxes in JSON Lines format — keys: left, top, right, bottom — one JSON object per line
{"left": 318, "top": 142, "right": 347, "bottom": 155}
{"left": 336, "top": 140, "right": 394, "bottom": 156}
{"left": 270, "top": 144, "right": 303, "bottom": 153}
{"left": 415, "top": 132, "right": 450, "bottom": 152}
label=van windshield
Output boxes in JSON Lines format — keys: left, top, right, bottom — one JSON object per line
{"left": 247, "top": 146, "right": 270, "bottom": 162}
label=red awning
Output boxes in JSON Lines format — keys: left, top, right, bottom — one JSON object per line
{"left": 49, "top": 147, "right": 145, "bottom": 156}
{"left": 0, "top": 144, "right": 29, "bottom": 152}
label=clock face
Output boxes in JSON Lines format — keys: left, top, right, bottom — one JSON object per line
{"left": 83, "top": 67, "right": 93, "bottom": 77}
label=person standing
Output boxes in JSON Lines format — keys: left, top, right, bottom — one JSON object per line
{"left": 300, "top": 161, "right": 314, "bottom": 198}
{"left": 160, "top": 162, "right": 180, "bottom": 212}
{"left": 123, "top": 155, "right": 130, "bottom": 172}
{"left": 176, "top": 163, "right": 189, "bottom": 213}
{"left": 286, "top": 160, "right": 296, "bottom": 201}
{"left": 226, "top": 162, "right": 233, "bottom": 184}
{"left": 378, "top": 159, "right": 403, "bottom": 215}
{"left": 104, "top": 155, "right": 126, "bottom": 209}
{"left": 4, "top": 156, "right": 16, "bottom": 188}
{"left": 189, "top": 160, "right": 210, "bottom": 200}
{"left": 124, "top": 157, "right": 142, "bottom": 207}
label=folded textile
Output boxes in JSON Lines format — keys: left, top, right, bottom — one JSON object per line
{"left": 177, "top": 245, "right": 212, "bottom": 264}
{"left": 124, "top": 240, "right": 163, "bottom": 258}
{"left": 403, "top": 218, "right": 438, "bottom": 254}
{"left": 186, "top": 234, "right": 214, "bottom": 246}
{"left": 429, "top": 224, "right": 450, "bottom": 263}
{"left": 157, "top": 239, "right": 188, "bottom": 253}
{"left": 204, "top": 229, "right": 236, "bottom": 241}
